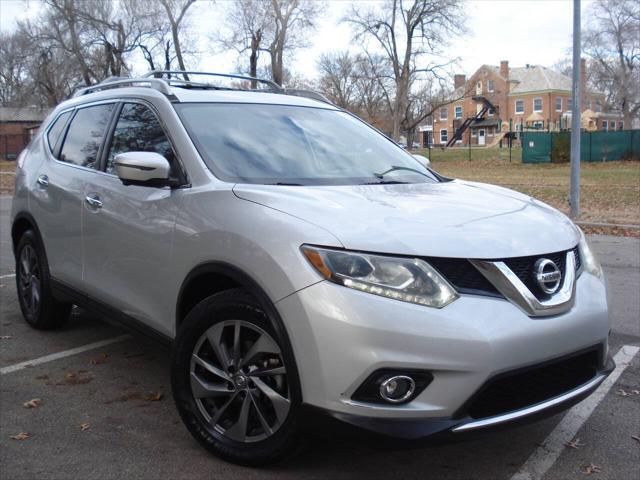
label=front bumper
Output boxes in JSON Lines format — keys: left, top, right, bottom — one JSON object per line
{"left": 276, "top": 270, "right": 611, "bottom": 438}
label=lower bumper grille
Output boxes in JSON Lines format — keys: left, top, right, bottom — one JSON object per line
{"left": 462, "top": 348, "right": 600, "bottom": 420}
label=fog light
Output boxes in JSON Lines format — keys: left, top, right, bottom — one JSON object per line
{"left": 379, "top": 375, "right": 416, "bottom": 403}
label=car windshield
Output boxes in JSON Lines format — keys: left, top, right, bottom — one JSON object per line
{"left": 175, "top": 103, "right": 437, "bottom": 186}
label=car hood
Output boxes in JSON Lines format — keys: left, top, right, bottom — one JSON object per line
{"left": 232, "top": 180, "right": 580, "bottom": 259}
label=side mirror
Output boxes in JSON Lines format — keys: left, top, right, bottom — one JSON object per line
{"left": 113, "top": 152, "right": 171, "bottom": 187}
{"left": 412, "top": 153, "right": 431, "bottom": 168}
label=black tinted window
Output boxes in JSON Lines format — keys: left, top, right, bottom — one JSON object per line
{"left": 106, "top": 103, "right": 175, "bottom": 175}
{"left": 59, "top": 104, "right": 115, "bottom": 169}
{"left": 46, "top": 111, "right": 71, "bottom": 152}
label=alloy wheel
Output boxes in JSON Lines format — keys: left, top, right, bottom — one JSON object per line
{"left": 190, "top": 320, "right": 290, "bottom": 443}
{"left": 18, "top": 244, "right": 41, "bottom": 315}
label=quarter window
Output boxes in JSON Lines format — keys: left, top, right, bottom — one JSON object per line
{"left": 454, "top": 106, "right": 462, "bottom": 119}
{"left": 555, "top": 97, "right": 562, "bottom": 112}
{"left": 440, "top": 129, "right": 448, "bottom": 143}
{"left": 533, "top": 98, "right": 543, "bottom": 112}
{"left": 515, "top": 100, "right": 524, "bottom": 114}
{"left": 440, "top": 107, "right": 448, "bottom": 120}
{"left": 46, "top": 111, "right": 72, "bottom": 153}
{"left": 106, "top": 103, "right": 176, "bottom": 176}
{"left": 59, "top": 104, "right": 115, "bottom": 169}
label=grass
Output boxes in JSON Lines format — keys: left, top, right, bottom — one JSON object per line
{"left": 417, "top": 147, "right": 640, "bottom": 229}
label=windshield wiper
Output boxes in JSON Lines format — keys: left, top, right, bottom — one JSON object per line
{"left": 374, "top": 166, "right": 431, "bottom": 179}
{"left": 266, "top": 182, "right": 304, "bottom": 186}
{"left": 361, "top": 180, "right": 409, "bottom": 185}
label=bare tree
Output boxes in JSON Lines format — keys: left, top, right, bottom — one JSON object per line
{"left": 345, "top": 0, "right": 465, "bottom": 140}
{"left": 158, "top": 0, "right": 197, "bottom": 78}
{"left": 216, "top": 0, "right": 273, "bottom": 87}
{"left": 584, "top": 0, "right": 640, "bottom": 126}
{"left": 267, "top": 0, "right": 322, "bottom": 86}
{"left": 317, "top": 51, "right": 359, "bottom": 109}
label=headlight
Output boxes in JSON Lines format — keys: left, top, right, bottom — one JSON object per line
{"left": 578, "top": 229, "right": 603, "bottom": 278}
{"left": 301, "top": 245, "right": 459, "bottom": 308}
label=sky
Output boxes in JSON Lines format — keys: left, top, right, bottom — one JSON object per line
{"left": 0, "top": 0, "right": 592, "bottom": 80}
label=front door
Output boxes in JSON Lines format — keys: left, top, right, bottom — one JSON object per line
{"left": 478, "top": 129, "right": 486, "bottom": 146}
{"left": 81, "top": 102, "right": 183, "bottom": 335}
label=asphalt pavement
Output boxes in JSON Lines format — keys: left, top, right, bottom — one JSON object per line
{"left": 0, "top": 195, "right": 638, "bottom": 480}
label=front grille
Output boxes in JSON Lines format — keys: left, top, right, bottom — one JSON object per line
{"left": 427, "top": 257, "right": 502, "bottom": 297}
{"left": 500, "top": 246, "right": 579, "bottom": 301}
{"left": 462, "top": 348, "right": 599, "bottom": 420}
{"left": 426, "top": 246, "right": 580, "bottom": 300}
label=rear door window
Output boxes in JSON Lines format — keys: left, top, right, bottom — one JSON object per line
{"left": 105, "top": 103, "right": 176, "bottom": 176}
{"left": 46, "top": 111, "right": 72, "bottom": 153}
{"left": 59, "top": 104, "right": 115, "bottom": 169}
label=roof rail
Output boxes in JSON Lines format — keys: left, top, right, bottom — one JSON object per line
{"left": 143, "top": 71, "right": 282, "bottom": 92}
{"left": 72, "top": 78, "right": 172, "bottom": 98}
{"left": 284, "top": 89, "right": 333, "bottom": 105}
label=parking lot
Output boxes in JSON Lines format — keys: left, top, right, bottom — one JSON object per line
{"left": 0, "top": 195, "right": 638, "bottom": 480}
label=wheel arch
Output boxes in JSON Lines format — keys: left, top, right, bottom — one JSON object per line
{"left": 11, "top": 212, "right": 43, "bottom": 255}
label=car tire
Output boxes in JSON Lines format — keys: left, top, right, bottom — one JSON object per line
{"left": 15, "top": 230, "right": 72, "bottom": 330}
{"left": 171, "top": 288, "right": 302, "bottom": 466}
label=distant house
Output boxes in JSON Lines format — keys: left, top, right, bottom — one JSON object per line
{"left": 0, "top": 107, "right": 50, "bottom": 160}
{"left": 423, "top": 60, "right": 623, "bottom": 147}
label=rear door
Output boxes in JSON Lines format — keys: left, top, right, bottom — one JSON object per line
{"left": 29, "top": 103, "right": 116, "bottom": 288}
{"left": 81, "top": 101, "right": 185, "bottom": 336}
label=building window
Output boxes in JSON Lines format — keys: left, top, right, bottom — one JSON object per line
{"left": 567, "top": 98, "right": 573, "bottom": 111}
{"left": 602, "top": 120, "right": 608, "bottom": 131}
{"left": 440, "top": 107, "right": 448, "bottom": 120}
{"left": 440, "top": 129, "right": 448, "bottom": 143}
{"left": 471, "top": 128, "right": 477, "bottom": 137}
{"left": 533, "top": 121, "right": 544, "bottom": 129}
{"left": 515, "top": 100, "right": 524, "bottom": 114}
{"left": 555, "top": 97, "right": 562, "bottom": 112}
{"left": 454, "top": 106, "right": 462, "bottom": 119}
{"left": 488, "top": 107, "right": 495, "bottom": 117}
{"left": 487, "top": 80, "right": 495, "bottom": 92}
{"left": 476, "top": 81, "right": 482, "bottom": 95}
{"left": 610, "top": 121, "right": 616, "bottom": 131}
{"left": 595, "top": 102, "right": 602, "bottom": 113}
{"left": 533, "top": 98, "right": 543, "bottom": 112}
{"left": 619, "top": 121, "right": 624, "bottom": 130}
{"left": 585, "top": 100, "right": 591, "bottom": 110}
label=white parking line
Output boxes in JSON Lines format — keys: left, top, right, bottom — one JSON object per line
{"left": 511, "top": 344, "right": 640, "bottom": 480}
{"left": 0, "top": 334, "right": 131, "bottom": 375}
{"left": 0, "top": 273, "right": 16, "bottom": 280}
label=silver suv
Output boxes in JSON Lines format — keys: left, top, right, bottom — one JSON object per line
{"left": 11, "top": 71, "right": 613, "bottom": 465}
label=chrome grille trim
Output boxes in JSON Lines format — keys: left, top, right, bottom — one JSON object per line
{"left": 470, "top": 251, "right": 576, "bottom": 317}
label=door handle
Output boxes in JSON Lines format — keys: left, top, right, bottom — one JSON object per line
{"left": 37, "top": 175, "right": 49, "bottom": 188}
{"left": 85, "top": 194, "right": 103, "bottom": 209}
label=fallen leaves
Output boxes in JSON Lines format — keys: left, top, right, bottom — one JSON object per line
{"left": 79, "top": 422, "right": 90, "bottom": 432}
{"left": 0, "top": 335, "right": 13, "bottom": 340}
{"left": 10, "top": 432, "right": 29, "bottom": 441}
{"left": 144, "top": 391, "right": 163, "bottom": 402}
{"left": 23, "top": 398, "right": 42, "bottom": 409}
{"left": 566, "top": 438, "right": 585, "bottom": 449}
{"left": 89, "top": 353, "right": 108, "bottom": 365}
{"left": 617, "top": 388, "right": 640, "bottom": 397}
{"left": 56, "top": 371, "right": 93, "bottom": 385}
{"left": 581, "top": 463, "right": 601, "bottom": 475}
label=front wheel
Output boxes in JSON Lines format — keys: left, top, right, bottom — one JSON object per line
{"left": 171, "top": 289, "right": 301, "bottom": 465}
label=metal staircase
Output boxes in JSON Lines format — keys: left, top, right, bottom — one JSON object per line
{"left": 446, "top": 96, "right": 499, "bottom": 147}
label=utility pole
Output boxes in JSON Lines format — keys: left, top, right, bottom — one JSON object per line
{"left": 570, "top": 0, "right": 581, "bottom": 218}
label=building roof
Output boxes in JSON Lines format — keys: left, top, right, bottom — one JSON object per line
{"left": 508, "top": 65, "right": 572, "bottom": 93}
{"left": 0, "top": 107, "right": 50, "bottom": 123}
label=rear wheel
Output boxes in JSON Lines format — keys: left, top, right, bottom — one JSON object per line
{"left": 15, "top": 230, "right": 71, "bottom": 329}
{"left": 171, "top": 289, "right": 301, "bottom": 465}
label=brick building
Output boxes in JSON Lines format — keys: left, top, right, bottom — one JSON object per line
{"left": 424, "top": 60, "right": 623, "bottom": 147}
{"left": 0, "top": 107, "right": 50, "bottom": 160}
